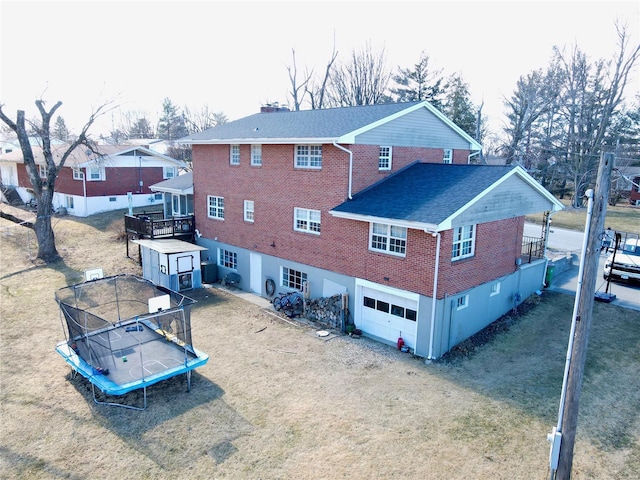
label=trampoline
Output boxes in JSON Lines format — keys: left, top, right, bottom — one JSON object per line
{"left": 55, "top": 274, "right": 209, "bottom": 410}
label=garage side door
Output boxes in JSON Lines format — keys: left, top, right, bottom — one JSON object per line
{"left": 359, "top": 286, "right": 418, "bottom": 349}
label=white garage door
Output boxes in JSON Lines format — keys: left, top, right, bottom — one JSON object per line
{"left": 359, "top": 286, "right": 418, "bottom": 349}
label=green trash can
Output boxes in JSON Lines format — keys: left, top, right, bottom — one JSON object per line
{"left": 545, "top": 265, "right": 555, "bottom": 287}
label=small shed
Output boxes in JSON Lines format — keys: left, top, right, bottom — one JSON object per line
{"left": 133, "top": 238, "right": 208, "bottom": 291}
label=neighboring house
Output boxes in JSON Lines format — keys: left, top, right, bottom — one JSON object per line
{"left": 631, "top": 175, "right": 640, "bottom": 206}
{"left": 179, "top": 101, "right": 563, "bottom": 359}
{"left": 0, "top": 144, "right": 185, "bottom": 216}
{"left": 612, "top": 166, "right": 640, "bottom": 206}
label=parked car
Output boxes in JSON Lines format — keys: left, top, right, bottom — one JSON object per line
{"left": 604, "top": 238, "right": 640, "bottom": 283}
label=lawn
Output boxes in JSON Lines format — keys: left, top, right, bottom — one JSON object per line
{"left": 1, "top": 205, "right": 639, "bottom": 479}
{"left": 526, "top": 200, "right": 640, "bottom": 234}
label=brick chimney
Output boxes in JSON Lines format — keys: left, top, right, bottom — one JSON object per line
{"left": 260, "top": 102, "right": 290, "bottom": 113}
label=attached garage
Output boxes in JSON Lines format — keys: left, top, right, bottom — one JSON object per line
{"left": 355, "top": 279, "right": 419, "bottom": 350}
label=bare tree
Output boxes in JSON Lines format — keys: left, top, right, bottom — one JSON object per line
{"left": 0, "top": 99, "right": 113, "bottom": 262}
{"left": 287, "top": 49, "right": 312, "bottom": 111}
{"left": 183, "top": 105, "right": 228, "bottom": 133}
{"left": 306, "top": 41, "right": 339, "bottom": 110}
{"left": 328, "top": 41, "right": 391, "bottom": 107}
{"left": 286, "top": 40, "right": 339, "bottom": 110}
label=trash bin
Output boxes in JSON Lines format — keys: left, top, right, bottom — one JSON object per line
{"left": 545, "top": 265, "right": 555, "bottom": 287}
{"left": 201, "top": 261, "right": 217, "bottom": 284}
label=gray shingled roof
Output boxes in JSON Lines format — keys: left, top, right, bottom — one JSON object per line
{"left": 331, "top": 163, "right": 516, "bottom": 225}
{"left": 181, "top": 101, "right": 425, "bottom": 142}
{"left": 150, "top": 171, "right": 193, "bottom": 193}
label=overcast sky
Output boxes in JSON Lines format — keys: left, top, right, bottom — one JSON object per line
{"left": 1, "top": 0, "right": 639, "bottom": 138}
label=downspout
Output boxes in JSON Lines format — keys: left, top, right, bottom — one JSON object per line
{"left": 82, "top": 168, "right": 87, "bottom": 216}
{"left": 468, "top": 150, "right": 480, "bottom": 164}
{"left": 333, "top": 141, "right": 353, "bottom": 199}
{"left": 427, "top": 231, "right": 441, "bottom": 360}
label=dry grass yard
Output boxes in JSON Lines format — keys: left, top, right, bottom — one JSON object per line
{"left": 1, "top": 206, "right": 639, "bottom": 479}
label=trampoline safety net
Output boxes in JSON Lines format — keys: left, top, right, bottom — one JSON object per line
{"left": 55, "top": 274, "right": 201, "bottom": 385}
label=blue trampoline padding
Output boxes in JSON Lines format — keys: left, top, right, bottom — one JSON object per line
{"left": 55, "top": 342, "right": 209, "bottom": 396}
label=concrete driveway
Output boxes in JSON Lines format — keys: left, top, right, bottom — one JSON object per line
{"left": 525, "top": 223, "right": 640, "bottom": 311}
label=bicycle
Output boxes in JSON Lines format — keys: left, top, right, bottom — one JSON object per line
{"left": 273, "top": 291, "right": 304, "bottom": 318}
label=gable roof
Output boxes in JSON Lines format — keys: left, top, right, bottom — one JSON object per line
{"left": 179, "top": 101, "right": 482, "bottom": 150}
{"left": 329, "top": 163, "right": 563, "bottom": 232}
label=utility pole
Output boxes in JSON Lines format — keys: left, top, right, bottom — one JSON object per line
{"left": 550, "top": 152, "right": 615, "bottom": 479}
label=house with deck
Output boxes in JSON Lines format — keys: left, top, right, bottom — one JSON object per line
{"left": 0, "top": 144, "right": 185, "bottom": 216}
{"left": 179, "top": 101, "right": 563, "bottom": 359}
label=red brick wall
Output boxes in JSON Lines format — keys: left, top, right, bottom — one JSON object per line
{"left": 193, "top": 143, "right": 516, "bottom": 298}
{"left": 19, "top": 164, "right": 167, "bottom": 197}
{"left": 54, "top": 167, "right": 86, "bottom": 195}
{"left": 436, "top": 218, "right": 525, "bottom": 296}
{"left": 349, "top": 145, "right": 453, "bottom": 194}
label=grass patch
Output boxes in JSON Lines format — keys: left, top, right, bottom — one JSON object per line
{"left": 526, "top": 199, "right": 640, "bottom": 233}
{"left": 1, "top": 204, "right": 639, "bottom": 479}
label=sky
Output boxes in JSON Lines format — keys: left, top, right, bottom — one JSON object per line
{"left": 1, "top": 0, "right": 639, "bottom": 139}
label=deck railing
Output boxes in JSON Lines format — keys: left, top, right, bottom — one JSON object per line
{"left": 521, "top": 236, "right": 545, "bottom": 264}
{"left": 124, "top": 211, "right": 195, "bottom": 239}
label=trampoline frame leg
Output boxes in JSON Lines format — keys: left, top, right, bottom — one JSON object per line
{"left": 90, "top": 382, "right": 148, "bottom": 411}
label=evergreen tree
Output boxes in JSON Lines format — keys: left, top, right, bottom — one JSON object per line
{"left": 157, "top": 98, "right": 188, "bottom": 141}
{"left": 441, "top": 74, "right": 477, "bottom": 138}
{"left": 53, "top": 115, "right": 69, "bottom": 142}
{"left": 389, "top": 51, "right": 445, "bottom": 109}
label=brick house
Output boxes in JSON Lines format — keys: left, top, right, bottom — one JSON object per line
{"left": 179, "top": 101, "right": 563, "bottom": 359}
{"left": 0, "top": 144, "right": 185, "bottom": 216}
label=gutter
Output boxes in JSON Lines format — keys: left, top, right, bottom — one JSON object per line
{"left": 332, "top": 141, "right": 353, "bottom": 199}
{"left": 427, "top": 230, "right": 441, "bottom": 360}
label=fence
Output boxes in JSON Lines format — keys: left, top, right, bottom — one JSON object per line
{"left": 521, "top": 236, "right": 544, "bottom": 264}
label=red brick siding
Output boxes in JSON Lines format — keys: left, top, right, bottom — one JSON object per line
{"left": 630, "top": 176, "right": 640, "bottom": 204}
{"left": 18, "top": 164, "right": 167, "bottom": 197}
{"left": 436, "top": 218, "right": 525, "bottom": 297}
{"left": 54, "top": 167, "right": 87, "bottom": 195}
{"left": 16, "top": 164, "right": 31, "bottom": 187}
{"left": 193, "top": 143, "right": 514, "bottom": 298}
{"left": 349, "top": 145, "right": 455, "bottom": 194}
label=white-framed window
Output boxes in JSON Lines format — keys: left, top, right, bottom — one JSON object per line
{"left": 379, "top": 146, "right": 392, "bottom": 170}
{"left": 72, "top": 167, "right": 84, "bottom": 180}
{"left": 87, "top": 165, "right": 104, "bottom": 181}
{"left": 163, "top": 166, "right": 177, "bottom": 179}
{"left": 38, "top": 165, "right": 46, "bottom": 179}
{"left": 295, "top": 145, "right": 322, "bottom": 169}
{"left": 282, "top": 267, "right": 307, "bottom": 290}
{"left": 452, "top": 224, "right": 475, "bottom": 260}
{"left": 207, "top": 195, "right": 224, "bottom": 220}
{"left": 370, "top": 222, "right": 407, "bottom": 256}
{"left": 490, "top": 282, "right": 501, "bottom": 297}
{"left": 230, "top": 145, "right": 240, "bottom": 165}
{"left": 443, "top": 149, "right": 453, "bottom": 164}
{"left": 294, "top": 207, "right": 321, "bottom": 234}
{"left": 218, "top": 248, "right": 237, "bottom": 270}
{"left": 251, "top": 144, "right": 262, "bottom": 166}
{"left": 244, "top": 200, "right": 254, "bottom": 222}
{"left": 65, "top": 195, "right": 74, "bottom": 209}
{"left": 456, "top": 294, "right": 469, "bottom": 310}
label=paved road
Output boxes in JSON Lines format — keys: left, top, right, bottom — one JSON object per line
{"left": 525, "top": 222, "right": 640, "bottom": 311}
